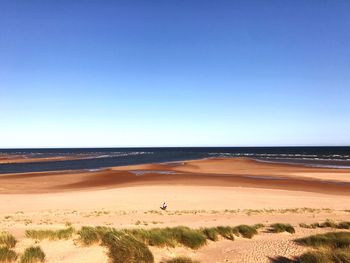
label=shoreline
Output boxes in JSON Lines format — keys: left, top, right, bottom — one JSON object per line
{"left": 1, "top": 158, "right": 350, "bottom": 195}
{"left": 1, "top": 153, "right": 350, "bottom": 175}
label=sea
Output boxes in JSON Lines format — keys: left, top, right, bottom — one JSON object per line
{"left": 0, "top": 147, "right": 349, "bottom": 174}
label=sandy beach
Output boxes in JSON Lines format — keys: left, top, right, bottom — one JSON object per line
{"left": 1, "top": 158, "right": 350, "bottom": 262}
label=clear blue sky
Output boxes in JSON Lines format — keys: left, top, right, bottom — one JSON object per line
{"left": 1, "top": 1, "right": 349, "bottom": 148}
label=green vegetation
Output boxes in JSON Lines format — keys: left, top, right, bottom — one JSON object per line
{"left": 78, "top": 227, "right": 154, "bottom": 263}
{"left": 216, "top": 226, "right": 235, "bottom": 240}
{"left": 245, "top": 207, "right": 332, "bottom": 216}
{"left": 269, "top": 223, "right": 295, "bottom": 234}
{"left": 253, "top": 224, "right": 265, "bottom": 229}
{"left": 77, "top": 226, "right": 100, "bottom": 245}
{"left": 0, "top": 232, "right": 17, "bottom": 248}
{"left": 233, "top": 225, "right": 258, "bottom": 239}
{"left": 78, "top": 226, "right": 154, "bottom": 262}
{"left": 125, "top": 228, "right": 175, "bottom": 247}
{"left": 162, "top": 256, "right": 200, "bottom": 263}
{"left": 25, "top": 227, "right": 74, "bottom": 240}
{"left": 317, "top": 219, "right": 338, "bottom": 228}
{"left": 201, "top": 226, "right": 242, "bottom": 241}
{"left": 125, "top": 227, "right": 207, "bottom": 249}
{"left": 338, "top": 221, "right": 350, "bottom": 229}
{"left": 299, "top": 249, "right": 350, "bottom": 263}
{"left": 299, "top": 220, "right": 350, "bottom": 230}
{"left": 201, "top": 224, "right": 261, "bottom": 240}
{"left": 20, "top": 246, "right": 45, "bottom": 263}
{"left": 295, "top": 232, "right": 350, "bottom": 249}
{"left": 102, "top": 232, "right": 154, "bottom": 263}
{"left": 299, "top": 223, "right": 315, "bottom": 229}
{"left": 295, "top": 232, "right": 350, "bottom": 263}
{"left": 160, "top": 227, "right": 206, "bottom": 249}
{"left": 201, "top": 228, "right": 219, "bottom": 241}
{"left": 0, "top": 247, "right": 17, "bottom": 263}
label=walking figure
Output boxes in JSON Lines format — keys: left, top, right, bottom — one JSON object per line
{"left": 160, "top": 202, "right": 167, "bottom": 210}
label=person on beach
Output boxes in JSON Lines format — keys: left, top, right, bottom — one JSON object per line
{"left": 160, "top": 202, "right": 167, "bottom": 210}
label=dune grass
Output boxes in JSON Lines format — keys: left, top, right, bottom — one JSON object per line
{"left": 79, "top": 226, "right": 209, "bottom": 249}
{"left": 20, "top": 246, "right": 45, "bottom": 263}
{"left": 77, "top": 226, "right": 100, "bottom": 245}
{"left": 299, "top": 220, "right": 350, "bottom": 230}
{"left": 295, "top": 231, "right": 350, "bottom": 249}
{"left": 126, "top": 224, "right": 259, "bottom": 246}
{"left": 233, "top": 225, "right": 258, "bottom": 239}
{"left": 78, "top": 226, "right": 154, "bottom": 262}
{"left": 201, "top": 226, "right": 238, "bottom": 241}
{"left": 201, "top": 228, "right": 219, "bottom": 241}
{"left": 161, "top": 227, "right": 206, "bottom": 249}
{"left": 293, "top": 231, "right": 350, "bottom": 263}
{"left": 298, "top": 248, "right": 350, "bottom": 263}
{"left": 77, "top": 223, "right": 262, "bottom": 262}
{"left": 162, "top": 256, "right": 200, "bottom": 263}
{"left": 316, "top": 219, "right": 338, "bottom": 228}
{"left": 103, "top": 232, "right": 154, "bottom": 263}
{"left": 216, "top": 226, "right": 235, "bottom": 240}
{"left": 338, "top": 221, "right": 350, "bottom": 229}
{"left": 125, "top": 228, "right": 176, "bottom": 247}
{"left": 0, "top": 232, "right": 17, "bottom": 248}
{"left": 0, "top": 247, "right": 17, "bottom": 263}
{"left": 269, "top": 223, "right": 295, "bottom": 234}
{"left": 253, "top": 224, "right": 265, "bottom": 229}
{"left": 125, "top": 227, "right": 207, "bottom": 249}
{"left": 25, "top": 227, "right": 74, "bottom": 241}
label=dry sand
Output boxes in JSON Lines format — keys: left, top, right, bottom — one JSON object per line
{"left": 0, "top": 158, "right": 350, "bottom": 262}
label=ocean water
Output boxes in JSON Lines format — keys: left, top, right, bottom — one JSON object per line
{"left": 0, "top": 147, "right": 349, "bottom": 174}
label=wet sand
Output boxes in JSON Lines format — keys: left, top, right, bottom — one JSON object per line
{"left": 1, "top": 158, "right": 350, "bottom": 195}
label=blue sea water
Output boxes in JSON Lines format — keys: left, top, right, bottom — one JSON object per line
{"left": 0, "top": 147, "right": 349, "bottom": 174}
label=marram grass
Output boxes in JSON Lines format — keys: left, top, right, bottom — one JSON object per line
{"left": 25, "top": 227, "right": 74, "bottom": 241}
{"left": 20, "top": 246, "right": 45, "bottom": 263}
{"left": 269, "top": 223, "right": 295, "bottom": 234}
{"left": 295, "top": 231, "right": 350, "bottom": 249}
{"left": 0, "top": 232, "right": 17, "bottom": 248}
{"left": 162, "top": 256, "right": 200, "bottom": 263}
{"left": 0, "top": 247, "right": 17, "bottom": 263}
